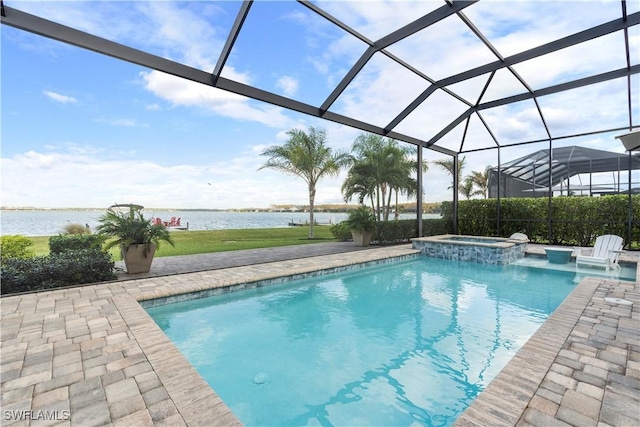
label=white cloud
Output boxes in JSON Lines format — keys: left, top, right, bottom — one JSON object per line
{"left": 140, "top": 70, "right": 295, "bottom": 129}
{"left": 17, "top": 1, "right": 227, "bottom": 70}
{"left": 95, "top": 118, "right": 148, "bottom": 128}
{"left": 276, "top": 76, "right": 299, "bottom": 97}
{"left": 43, "top": 90, "right": 77, "bottom": 104}
{"left": 0, "top": 144, "right": 347, "bottom": 209}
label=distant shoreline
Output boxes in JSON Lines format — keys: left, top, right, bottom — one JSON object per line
{"left": 0, "top": 207, "right": 354, "bottom": 213}
{"left": 1, "top": 210, "right": 440, "bottom": 237}
{"left": 1, "top": 203, "right": 442, "bottom": 214}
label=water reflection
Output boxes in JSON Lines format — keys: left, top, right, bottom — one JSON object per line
{"left": 146, "top": 257, "right": 576, "bottom": 426}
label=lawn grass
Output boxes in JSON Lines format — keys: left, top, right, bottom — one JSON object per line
{"left": 28, "top": 226, "right": 338, "bottom": 257}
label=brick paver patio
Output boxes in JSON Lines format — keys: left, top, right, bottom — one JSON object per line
{"left": 1, "top": 243, "right": 638, "bottom": 426}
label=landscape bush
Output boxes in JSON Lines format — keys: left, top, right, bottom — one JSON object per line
{"left": 49, "top": 234, "right": 106, "bottom": 254}
{"left": 373, "top": 220, "right": 414, "bottom": 245}
{"left": 441, "top": 195, "right": 639, "bottom": 247}
{"left": 422, "top": 218, "right": 450, "bottom": 236}
{"left": 332, "top": 217, "right": 450, "bottom": 246}
{"left": 0, "top": 248, "right": 116, "bottom": 295}
{"left": 0, "top": 235, "right": 35, "bottom": 265}
{"left": 330, "top": 222, "right": 352, "bottom": 241}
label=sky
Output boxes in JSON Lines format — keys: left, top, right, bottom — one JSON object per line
{"left": 1, "top": 0, "right": 639, "bottom": 209}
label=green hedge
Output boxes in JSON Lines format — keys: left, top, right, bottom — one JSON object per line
{"left": 331, "top": 218, "right": 450, "bottom": 246}
{"left": 441, "top": 195, "right": 639, "bottom": 247}
{"left": 373, "top": 220, "right": 415, "bottom": 245}
{"left": 422, "top": 218, "right": 450, "bottom": 236}
{"left": 49, "top": 234, "right": 106, "bottom": 254}
{"left": 1, "top": 249, "right": 117, "bottom": 295}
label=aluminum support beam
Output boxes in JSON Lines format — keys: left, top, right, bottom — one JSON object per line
{"left": 417, "top": 145, "right": 423, "bottom": 237}
{"left": 437, "top": 12, "right": 639, "bottom": 88}
{"left": 479, "top": 65, "right": 640, "bottom": 111}
{"left": 0, "top": 5, "right": 456, "bottom": 157}
{"left": 374, "top": 1, "right": 477, "bottom": 50}
{"left": 427, "top": 65, "right": 640, "bottom": 148}
{"left": 212, "top": 1, "right": 252, "bottom": 84}
{"left": 453, "top": 154, "right": 459, "bottom": 234}
{"left": 391, "top": 12, "right": 639, "bottom": 137}
{"left": 319, "top": 1, "right": 476, "bottom": 114}
{"left": 1, "top": 6, "right": 212, "bottom": 86}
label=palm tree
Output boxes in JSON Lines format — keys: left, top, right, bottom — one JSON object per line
{"left": 432, "top": 156, "right": 466, "bottom": 195}
{"left": 460, "top": 176, "right": 475, "bottom": 200}
{"left": 343, "top": 133, "right": 390, "bottom": 221}
{"left": 389, "top": 145, "right": 426, "bottom": 220}
{"left": 343, "top": 133, "right": 424, "bottom": 221}
{"left": 469, "top": 167, "right": 491, "bottom": 199}
{"left": 259, "top": 126, "right": 350, "bottom": 239}
{"left": 342, "top": 163, "right": 377, "bottom": 213}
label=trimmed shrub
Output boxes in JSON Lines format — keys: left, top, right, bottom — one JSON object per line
{"left": 333, "top": 217, "right": 450, "bottom": 245}
{"left": 49, "top": 234, "right": 105, "bottom": 254}
{"left": 373, "top": 220, "right": 415, "bottom": 245}
{"left": 0, "top": 235, "right": 35, "bottom": 265}
{"left": 330, "top": 222, "right": 352, "bottom": 241}
{"left": 422, "top": 218, "right": 450, "bottom": 236}
{"left": 0, "top": 248, "right": 116, "bottom": 295}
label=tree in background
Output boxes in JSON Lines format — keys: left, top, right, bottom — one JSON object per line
{"left": 342, "top": 133, "right": 424, "bottom": 221}
{"left": 392, "top": 145, "right": 427, "bottom": 219}
{"left": 468, "top": 167, "right": 491, "bottom": 199}
{"left": 460, "top": 176, "right": 475, "bottom": 200}
{"left": 432, "top": 156, "right": 467, "bottom": 196}
{"left": 259, "top": 126, "right": 350, "bottom": 239}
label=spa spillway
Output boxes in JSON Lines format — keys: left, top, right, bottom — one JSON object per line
{"left": 412, "top": 234, "right": 527, "bottom": 265}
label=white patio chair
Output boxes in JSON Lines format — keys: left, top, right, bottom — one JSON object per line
{"left": 575, "top": 234, "right": 624, "bottom": 271}
{"left": 509, "top": 232, "right": 529, "bottom": 242}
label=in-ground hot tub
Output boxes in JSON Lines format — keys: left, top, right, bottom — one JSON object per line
{"left": 412, "top": 234, "right": 527, "bottom": 265}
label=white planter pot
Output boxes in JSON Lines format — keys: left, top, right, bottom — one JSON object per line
{"left": 351, "top": 230, "right": 372, "bottom": 247}
{"left": 121, "top": 243, "right": 156, "bottom": 274}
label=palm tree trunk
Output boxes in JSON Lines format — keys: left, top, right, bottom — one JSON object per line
{"left": 380, "top": 184, "right": 387, "bottom": 221}
{"left": 308, "top": 185, "right": 315, "bottom": 239}
{"left": 376, "top": 186, "right": 381, "bottom": 222}
{"left": 395, "top": 190, "right": 399, "bottom": 220}
{"left": 385, "top": 189, "right": 392, "bottom": 221}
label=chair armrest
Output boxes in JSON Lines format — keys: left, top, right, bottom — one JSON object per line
{"left": 608, "top": 249, "right": 624, "bottom": 258}
{"left": 573, "top": 246, "right": 589, "bottom": 255}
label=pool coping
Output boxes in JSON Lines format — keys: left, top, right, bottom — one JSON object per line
{"left": 1, "top": 245, "right": 638, "bottom": 426}
{"left": 413, "top": 234, "right": 525, "bottom": 248}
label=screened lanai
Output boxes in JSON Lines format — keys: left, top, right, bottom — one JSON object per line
{"left": 2, "top": 0, "right": 639, "bottom": 241}
{"left": 489, "top": 146, "right": 640, "bottom": 198}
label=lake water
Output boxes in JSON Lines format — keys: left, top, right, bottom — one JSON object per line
{"left": 0, "top": 210, "right": 438, "bottom": 236}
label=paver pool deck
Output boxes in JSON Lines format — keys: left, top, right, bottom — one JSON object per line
{"left": 1, "top": 242, "right": 638, "bottom": 426}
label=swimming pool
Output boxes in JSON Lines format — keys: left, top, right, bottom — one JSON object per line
{"left": 146, "top": 256, "right": 578, "bottom": 426}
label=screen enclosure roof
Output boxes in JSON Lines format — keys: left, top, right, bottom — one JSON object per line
{"left": 1, "top": 0, "right": 639, "bottom": 157}
{"left": 496, "top": 145, "right": 640, "bottom": 188}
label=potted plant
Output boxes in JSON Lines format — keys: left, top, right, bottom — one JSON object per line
{"left": 96, "top": 204, "right": 175, "bottom": 274}
{"left": 345, "top": 205, "right": 376, "bottom": 246}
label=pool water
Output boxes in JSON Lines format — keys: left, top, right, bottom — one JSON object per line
{"left": 512, "top": 256, "right": 637, "bottom": 282}
{"left": 146, "top": 257, "right": 578, "bottom": 426}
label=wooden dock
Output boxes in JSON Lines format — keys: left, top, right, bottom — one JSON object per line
{"left": 288, "top": 220, "right": 333, "bottom": 227}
